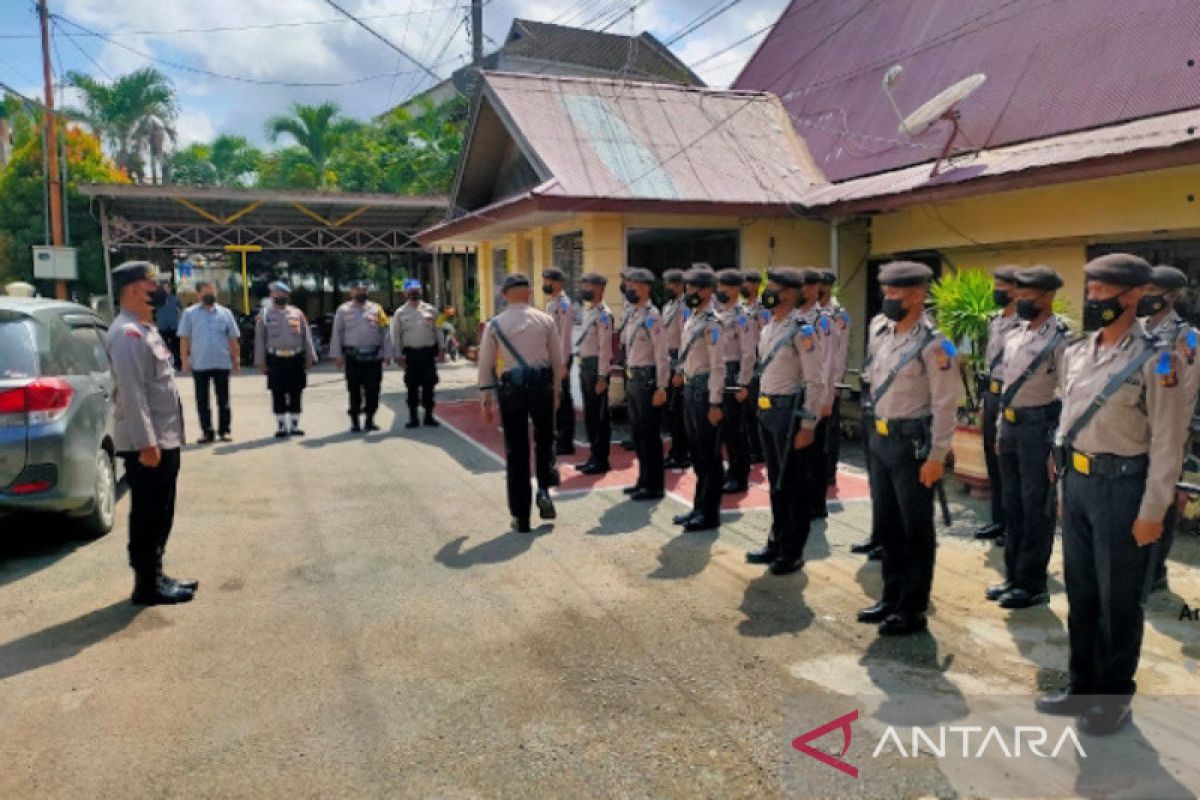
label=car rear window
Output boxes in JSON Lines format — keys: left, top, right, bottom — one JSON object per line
{"left": 0, "top": 316, "right": 39, "bottom": 378}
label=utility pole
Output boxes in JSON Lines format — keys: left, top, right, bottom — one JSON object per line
{"left": 471, "top": 0, "right": 483, "bottom": 65}
{"left": 37, "top": 0, "right": 67, "bottom": 300}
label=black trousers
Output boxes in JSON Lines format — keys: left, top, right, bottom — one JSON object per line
{"left": 1155, "top": 504, "right": 1179, "bottom": 583}
{"left": 121, "top": 448, "right": 181, "bottom": 575}
{"left": 579, "top": 356, "right": 611, "bottom": 466}
{"left": 745, "top": 376, "right": 765, "bottom": 462}
{"left": 808, "top": 417, "right": 830, "bottom": 516}
{"left": 861, "top": 404, "right": 883, "bottom": 549}
{"left": 555, "top": 356, "right": 575, "bottom": 451}
{"left": 760, "top": 400, "right": 812, "bottom": 559}
{"left": 193, "top": 368, "right": 230, "bottom": 436}
{"left": 161, "top": 328, "right": 180, "bottom": 369}
{"left": 267, "top": 354, "right": 306, "bottom": 414}
{"left": 403, "top": 347, "right": 438, "bottom": 415}
{"left": 981, "top": 387, "right": 1006, "bottom": 526}
{"left": 684, "top": 376, "right": 724, "bottom": 521}
{"left": 824, "top": 394, "right": 842, "bottom": 486}
{"left": 720, "top": 363, "right": 749, "bottom": 484}
{"left": 869, "top": 431, "right": 936, "bottom": 615}
{"left": 1062, "top": 467, "right": 1151, "bottom": 695}
{"left": 345, "top": 357, "right": 383, "bottom": 417}
{"left": 498, "top": 377, "right": 556, "bottom": 521}
{"left": 627, "top": 367, "right": 664, "bottom": 493}
{"left": 998, "top": 410, "right": 1058, "bottom": 593}
{"left": 666, "top": 350, "right": 689, "bottom": 462}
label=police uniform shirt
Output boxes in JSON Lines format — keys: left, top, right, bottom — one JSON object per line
{"left": 717, "top": 302, "right": 757, "bottom": 387}
{"left": 622, "top": 301, "right": 671, "bottom": 388}
{"left": 476, "top": 303, "right": 564, "bottom": 389}
{"left": 820, "top": 298, "right": 852, "bottom": 385}
{"left": 662, "top": 297, "right": 687, "bottom": 354}
{"left": 746, "top": 298, "right": 769, "bottom": 338}
{"left": 391, "top": 301, "right": 442, "bottom": 352}
{"left": 254, "top": 304, "right": 318, "bottom": 366}
{"left": 577, "top": 302, "right": 613, "bottom": 375}
{"left": 330, "top": 300, "right": 393, "bottom": 358}
{"left": 107, "top": 309, "right": 185, "bottom": 452}
{"left": 544, "top": 290, "right": 574, "bottom": 363}
{"left": 678, "top": 299, "right": 726, "bottom": 405}
{"left": 1058, "top": 321, "right": 1191, "bottom": 521}
{"left": 796, "top": 304, "right": 836, "bottom": 410}
{"left": 986, "top": 311, "right": 1021, "bottom": 382}
{"left": 997, "top": 316, "right": 1069, "bottom": 410}
{"left": 757, "top": 314, "right": 827, "bottom": 430}
{"left": 1148, "top": 309, "right": 1200, "bottom": 402}
{"left": 864, "top": 313, "right": 959, "bottom": 462}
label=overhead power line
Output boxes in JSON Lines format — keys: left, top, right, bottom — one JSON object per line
{"left": 318, "top": 0, "right": 441, "bottom": 84}
{"left": 665, "top": 0, "right": 745, "bottom": 46}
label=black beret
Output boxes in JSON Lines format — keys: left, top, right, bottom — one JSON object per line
{"left": 878, "top": 260, "right": 933, "bottom": 287}
{"left": 579, "top": 272, "right": 607, "bottom": 286}
{"left": 663, "top": 269, "right": 685, "bottom": 283}
{"left": 742, "top": 270, "right": 763, "bottom": 284}
{"left": 691, "top": 261, "right": 714, "bottom": 272}
{"left": 993, "top": 265, "right": 1019, "bottom": 282}
{"left": 717, "top": 269, "right": 744, "bottom": 287}
{"left": 625, "top": 267, "right": 655, "bottom": 284}
{"left": 1150, "top": 265, "right": 1187, "bottom": 290}
{"left": 683, "top": 268, "right": 717, "bottom": 288}
{"left": 1083, "top": 253, "right": 1153, "bottom": 287}
{"left": 818, "top": 269, "right": 837, "bottom": 284}
{"left": 500, "top": 272, "right": 531, "bottom": 291}
{"left": 1014, "top": 266, "right": 1063, "bottom": 290}
{"left": 800, "top": 267, "right": 824, "bottom": 285}
{"left": 541, "top": 267, "right": 565, "bottom": 281}
{"left": 112, "top": 260, "right": 159, "bottom": 291}
{"left": 766, "top": 267, "right": 805, "bottom": 289}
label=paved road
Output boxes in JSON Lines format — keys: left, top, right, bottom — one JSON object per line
{"left": 2, "top": 363, "right": 1198, "bottom": 798}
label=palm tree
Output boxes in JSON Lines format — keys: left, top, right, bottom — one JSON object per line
{"left": 135, "top": 113, "right": 176, "bottom": 185}
{"left": 67, "top": 67, "right": 177, "bottom": 183}
{"left": 208, "top": 134, "right": 262, "bottom": 186}
{"left": 264, "top": 101, "right": 358, "bottom": 189}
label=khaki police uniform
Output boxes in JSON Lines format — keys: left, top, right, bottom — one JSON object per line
{"left": 743, "top": 294, "right": 769, "bottom": 464}
{"left": 622, "top": 298, "right": 671, "bottom": 495}
{"left": 982, "top": 309, "right": 1022, "bottom": 531}
{"left": 330, "top": 299, "right": 392, "bottom": 426}
{"left": 677, "top": 296, "right": 727, "bottom": 526}
{"left": 391, "top": 300, "right": 443, "bottom": 423}
{"left": 717, "top": 300, "right": 758, "bottom": 490}
{"left": 797, "top": 301, "right": 837, "bottom": 517}
{"left": 819, "top": 297, "right": 852, "bottom": 486}
{"left": 576, "top": 301, "right": 614, "bottom": 469}
{"left": 545, "top": 289, "right": 576, "bottom": 454}
{"left": 662, "top": 291, "right": 690, "bottom": 465}
{"left": 254, "top": 303, "right": 317, "bottom": 419}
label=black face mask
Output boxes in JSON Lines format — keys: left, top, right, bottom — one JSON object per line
{"left": 272, "top": 296, "right": 287, "bottom": 307}
{"left": 542, "top": 283, "right": 555, "bottom": 295}
{"left": 623, "top": 288, "right": 639, "bottom": 304}
{"left": 1083, "top": 293, "right": 1127, "bottom": 329}
{"left": 1016, "top": 299, "right": 1042, "bottom": 321}
{"left": 148, "top": 285, "right": 168, "bottom": 309}
{"left": 739, "top": 286, "right": 753, "bottom": 299}
{"left": 715, "top": 290, "right": 732, "bottom": 305}
{"left": 201, "top": 294, "right": 216, "bottom": 306}
{"left": 665, "top": 288, "right": 678, "bottom": 301}
{"left": 881, "top": 297, "right": 906, "bottom": 321}
{"left": 352, "top": 293, "right": 368, "bottom": 304}
{"left": 685, "top": 291, "right": 703, "bottom": 309}
{"left": 1137, "top": 294, "right": 1166, "bottom": 317}
{"left": 406, "top": 293, "right": 421, "bottom": 303}
{"left": 577, "top": 289, "right": 594, "bottom": 304}
{"left": 761, "top": 288, "right": 782, "bottom": 309}
{"left": 993, "top": 289, "right": 1011, "bottom": 308}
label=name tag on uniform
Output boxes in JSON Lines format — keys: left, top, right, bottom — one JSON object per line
{"left": 758, "top": 396, "right": 772, "bottom": 410}
{"left": 875, "top": 418, "right": 889, "bottom": 436}
{"left": 1072, "top": 451, "right": 1091, "bottom": 476}
{"left": 1003, "top": 407, "right": 1016, "bottom": 423}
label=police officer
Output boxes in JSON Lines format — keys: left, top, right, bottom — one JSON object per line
{"left": 542, "top": 267, "right": 576, "bottom": 455}
{"left": 990, "top": 266, "right": 1069, "bottom": 609}
{"left": 745, "top": 268, "right": 827, "bottom": 574}
{"left": 662, "top": 268, "right": 691, "bottom": 469}
{"left": 478, "top": 273, "right": 564, "bottom": 532}
{"left": 391, "top": 278, "right": 443, "bottom": 428}
{"left": 741, "top": 270, "right": 768, "bottom": 464}
{"left": 977, "top": 266, "right": 1021, "bottom": 542}
{"left": 621, "top": 268, "right": 670, "bottom": 500}
{"left": 796, "top": 269, "right": 836, "bottom": 518}
{"left": 671, "top": 268, "right": 727, "bottom": 532}
{"left": 330, "top": 279, "right": 393, "bottom": 433}
{"left": 715, "top": 269, "right": 757, "bottom": 494}
{"left": 850, "top": 312, "right": 891, "bottom": 561}
{"left": 575, "top": 273, "right": 614, "bottom": 474}
{"left": 107, "top": 261, "right": 196, "bottom": 605}
{"left": 254, "top": 281, "right": 317, "bottom": 438}
{"left": 1139, "top": 264, "right": 1200, "bottom": 591}
{"left": 857, "top": 261, "right": 958, "bottom": 636}
{"left": 1037, "top": 253, "right": 1190, "bottom": 735}
{"left": 817, "top": 269, "right": 851, "bottom": 488}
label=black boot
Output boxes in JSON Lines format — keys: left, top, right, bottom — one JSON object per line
{"left": 350, "top": 414, "right": 361, "bottom": 433}
{"left": 132, "top": 571, "right": 195, "bottom": 606}
{"left": 364, "top": 415, "right": 380, "bottom": 432}
{"left": 405, "top": 409, "right": 420, "bottom": 429}
{"left": 424, "top": 410, "right": 439, "bottom": 427}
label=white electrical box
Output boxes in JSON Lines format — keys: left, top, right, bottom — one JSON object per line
{"left": 32, "top": 246, "right": 78, "bottom": 280}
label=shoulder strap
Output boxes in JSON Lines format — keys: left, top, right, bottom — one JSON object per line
{"left": 870, "top": 325, "right": 936, "bottom": 407}
{"left": 574, "top": 309, "right": 600, "bottom": 348}
{"left": 490, "top": 321, "right": 530, "bottom": 370}
{"left": 676, "top": 312, "right": 712, "bottom": 367}
{"left": 754, "top": 320, "right": 803, "bottom": 379}
{"left": 1062, "top": 337, "right": 1161, "bottom": 449}
{"left": 999, "top": 324, "right": 1067, "bottom": 410}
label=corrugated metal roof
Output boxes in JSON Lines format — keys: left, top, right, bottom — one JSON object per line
{"left": 480, "top": 71, "right": 826, "bottom": 205}
{"left": 734, "top": 0, "right": 1200, "bottom": 182}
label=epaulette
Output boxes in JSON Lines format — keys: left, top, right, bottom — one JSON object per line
{"left": 122, "top": 322, "right": 142, "bottom": 339}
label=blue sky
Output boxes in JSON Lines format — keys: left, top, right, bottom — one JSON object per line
{"left": 0, "top": 0, "right": 789, "bottom": 147}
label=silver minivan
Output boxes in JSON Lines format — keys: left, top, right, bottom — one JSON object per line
{"left": 0, "top": 298, "right": 117, "bottom": 537}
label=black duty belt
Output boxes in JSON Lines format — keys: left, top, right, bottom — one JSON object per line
{"left": 1001, "top": 401, "right": 1060, "bottom": 426}
{"left": 345, "top": 346, "right": 381, "bottom": 359}
{"left": 1065, "top": 449, "right": 1148, "bottom": 478}
{"left": 499, "top": 367, "right": 553, "bottom": 387}
{"left": 872, "top": 416, "right": 929, "bottom": 438}
{"left": 685, "top": 373, "right": 711, "bottom": 387}
{"left": 627, "top": 365, "right": 656, "bottom": 376}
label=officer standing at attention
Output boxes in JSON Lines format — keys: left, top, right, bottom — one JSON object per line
{"left": 542, "top": 267, "right": 576, "bottom": 455}
{"left": 478, "top": 273, "right": 564, "bottom": 532}
{"left": 1037, "top": 253, "right": 1190, "bottom": 735}
{"left": 745, "top": 268, "right": 827, "bottom": 575}
{"left": 715, "top": 269, "right": 757, "bottom": 494}
{"left": 662, "top": 269, "right": 691, "bottom": 469}
{"left": 1139, "top": 264, "right": 1200, "bottom": 591}
{"left": 574, "top": 273, "right": 614, "bottom": 474}
{"left": 672, "top": 268, "right": 727, "bottom": 532}
{"left": 849, "top": 312, "right": 891, "bottom": 562}
{"left": 990, "top": 266, "right": 1070, "bottom": 609}
{"left": 977, "top": 266, "right": 1021, "bottom": 543}
{"left": 330, "top": 278, "right": 392, "bottom": 433}
{"left": 391, "top": 279, "right": 443, "bottom": 428}
{"left": 796, "top": 269, "right": 836, "bottom": 518}
{"left": 107, "top": 261, "right": 196, "bottom": 605}
{"left": 621, "top": 268, "right": 671, "bottom": 500}
{"left": 741, "top": 270, "right": 768, "bottom": 465}
{"left": 817, "top": 269, "right": 851, "bottom": 489}
{"left": 857, "top": 261, "right": 958, "bottom": 636}
{"left": 254, "top": 281, "right": 317, "bottom": 438}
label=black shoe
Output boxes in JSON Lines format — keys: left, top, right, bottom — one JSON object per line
{"left": 879, "top": 612, "right": 927, "bottom": 636}
{"left": 745, "top": 545, "right": 777, "bottom": 565}
{"left": 546, "top": 469, "right": 561, "bottom": 488}
{"left": 1152, "top": 575, "right": 1169, "bottom": 593}
{"left": 663, "top": 457, "right": 691, "bottom": 469}
{"left": 512, "top": 517, "right": 531, "bottom": 533}
{"left": 365, "top": 417, "right": 380, "bottom": 432}
{"left": 620, "top": 439, "right": 635, "bottom": 451}
{"left": 274, "top": 427, "right": 289, "bottom": 439}
{"left": 536, "top": 490, "right": 556, "bottom": 520}
{"left": 577, "top": 462, "right": 610, "bottom": 475}
{"left": 672, "top": 511, "right": 699, "bottom": 525}
{"left": 629, "top": 488, "right": 664, "bottom": 501}
{"left": 1035, "top": 689, "right": 1093, "bottom": 717}
{"left": 162, "top": 574, "right": 199, "bottom": 592}
{"left": 995, "top": 534, "right": 1006, "bottom": 547}
{"left": 867, "top": 546, "right": 884, "bottom": 561}
{"left": 623, "top": 485, "right": 642, "bottom": 495}
{"left": 682, "top": 517, "right": 719, "bottom": 532}
{"left": 999, "top": 588, "right": 1050, "bottom": 609}
{"left": 424, "top": 414, "right": 439, "bottom": 427}
{"left": 769, "top": 556, "right": 804, "bottom": 576}
{"left": 857, "top": 602, "right": 893, "bottom": 623}
{"left": 405, "top": 419, "right": 420, "bottom": 429}
{"left": 132, "top": 576, "right": 195, "bottom": 606}
{"left": 198, "top": 431, "right": 215, "bottom": 444}
{"left": 974, "top": 523, "right": 1004, "bottom": 540}
{"left": 750, "top": 453, "right": 765, "bottom": 465}
{"left": 350, "top": 416, "right": 362, "bottom": 433}
{"left": 721, "top": 480, "right": 748, "bottom": 494}
{"left": 985, "top": 581, "right": 1012, "bottom": 601}
{"left": 1079, "top": 699, "right": 1132, "bottom": 736}
{"left": 289, "top": 425, "right": 305, "bottom": 437}
{"left": 850, "top": 538, "right": 878, "bottom": 555}
{"left": 556, "top": 444, "right": 576, "bottom": 456}
{"left": 219, "top": 432, "right": 232, "bottom": 442}
{"left": 811, "top": 508, "right": 828, "bottom": 520}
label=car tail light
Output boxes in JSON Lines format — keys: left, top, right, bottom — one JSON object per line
{"left": 10, "top": 480, "right": 52, "bottom": 495}
{"left": 0, "top": 378, "right": 73, "bottom": 425}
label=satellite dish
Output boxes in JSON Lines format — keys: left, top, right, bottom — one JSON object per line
{"left": 899, "top": 73, "right": 986, "bottom": 138}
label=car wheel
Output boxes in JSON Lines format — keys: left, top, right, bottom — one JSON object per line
{"left": 77, "top": 449, "right": 116, "bottom": 538}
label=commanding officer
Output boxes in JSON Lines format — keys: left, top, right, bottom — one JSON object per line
{"left": 478, "top": 273, "right": 563, "bottom": 532}
{"left": 107, "top": 261, "right": 196, "bottom": 605}
{"left": 817, "top": 269, "right": 851, "bottom": 488}
{"left": 857, "top": 261, "right": 958, "bottom": 636}
{"left": 796, "top": 270, "right": 836, "bottom": 518}
{"left": 621, "top": 268, "right": 671, "bottom": 500}
{"left": 254, "top": 281, "right": 317, "bottom": 438}
{"left": 990, "top": 266, "right": 1070, "bottom": 609}
{"left": 672, "top": 268, "right": 727, "bottom": 532}
{"left": 542, "top": 267, "right": 576, "bottom": 455}
{"left": 1139, "top": 264, "right": 1200, "bottom": 591}
{"left": 330, "top": 279, "right": 392, "bottom": 433}
{"left": 1037, "top": 254, "right": 1190, "bottom": 736}
{"left": 850, "top": 312, "right": 891, "bottom": 561}
{"left": 745, "top": 268, "right": 827, "bottom": 575}
{"left": 575, "top": 273, "right": 614, "bottom": 474}
{"left": 391, "top": 279, "right": 443, "bottom": 428}
{"left": 977, "top": 266, "right": 1021, "bottom": 542}
{"left": 741, "top": 270, "right": 768, "bottom": 464}
{"left": 662, "top": 269, "right": 691, "bottom": 469}
{"left": 715, "top": 269, "right": 757, "bottom": 494}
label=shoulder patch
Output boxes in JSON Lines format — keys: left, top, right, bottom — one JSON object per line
{"left": 644, "top": 316, "right": 656, "bottom": 330}
{"left": 799, "top": 324, "right": 816, "bottom": 351}
{"left": 709, "top": 326, "right": 720, "bottom": 345}
{"left": 123, "top": 325, "right": 142, "bottom": 339}
{"left": 1157, "top": 350, "right": 1180, "bottom": 386}
{"left": 760, "top": 309, "right": 770, "bottom": 324}
{"left": 819, "top": 315, "right": 831, "bottom": 334}
{"left": 837, "top": 311, "right": 850, "bottom": 329}
{"left": 737, "top": 314, "right": 748, "bottom": 330}
{"left": 682, "top": 308, "right": 692, "bottom": 321}
{"left": 599, "top": 311, "right": 610, "bottom": 328}
{"left": 936, "top": 337, "right": 957, "bottom": 370}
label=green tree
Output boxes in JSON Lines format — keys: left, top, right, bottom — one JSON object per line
{"left": 166, "top": 134, "right": 262, "bottom": 187}
{"left": 257, "top": 145, "right": 321, "bottom": 190}
{"left": 264, "top": 102, "right": 358, "bottom": 189}
{"left": 332, "top": 96, "right": 465, "bottom": 195}
{"left": 66, "top": 67, "right": 177, "bottom": 183}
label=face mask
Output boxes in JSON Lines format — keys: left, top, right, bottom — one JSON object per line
{"left": 623, "top": 288, "right": 639, "bottom": 304}
{"left": 148, "top": 285, "right": 168, "bottom": 309}
{"left": 715, "top": 290, "right": 732, "bottom": 304}
{"left": 352, "top": 293, "right": 368, "bottom": 304}
{"left": 577, "top": 289, "right": 594, "bottom": 304}
{"left": 739, "top": 286, "right": 753, "bottom": 299}
{"left": 272, "top": 296, "right": 287, "bottom": 307}
{"left": 1016, "top": 299, "right": 1041, "bottom": 321}
{"left": 1137, "top": 294, "right": 1166, "bottom": 317}
{"left": 1083, "top": 293, "right": 1127, "bottom": 329}
{"left": 685, "top": 291, "right": 703, "bottom": 309}
{"left": 881, "top": 297, "right": 906, "bottom": 321}
{"left": 665, "top": 288, "right": 678, "bottom": 301}
{"left": 761, "top": 288, "right": 782, "bottom": 309}
{"left": 201, "top": 294, "right": 216, "bottom": 306}
{"left": 406, "top": 293, "right": 421, "bottom": 302}
{"left": 541, "top": 283, "right": 554, "bottom": 295}
{"left": 992, "top": 289, "right": 1011, "bottom": 308}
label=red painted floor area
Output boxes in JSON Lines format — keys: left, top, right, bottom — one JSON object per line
{"left": 436, "top": 400, "right": 871, "bottom": 512}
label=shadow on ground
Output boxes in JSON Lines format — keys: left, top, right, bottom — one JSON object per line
{"left": 0, "top": 601, "right": 145, "bottom": 682}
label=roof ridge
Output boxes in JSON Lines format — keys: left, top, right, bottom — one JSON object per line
{"left": 480, "top": 69, "right": 769, "bottom": 99}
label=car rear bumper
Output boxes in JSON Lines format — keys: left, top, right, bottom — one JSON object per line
{"left": 0, "top": 421, "right": 97, "bottom": 516}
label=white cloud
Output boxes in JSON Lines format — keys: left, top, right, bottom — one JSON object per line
{"left": 175, "top": 107, "right": 216, "bottom": 147}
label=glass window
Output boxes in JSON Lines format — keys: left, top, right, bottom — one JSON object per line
{"left": 47, "top": 313, "right": 107, "bottom": 375}
{"left": 552, "top": 231, "right": 584, "bottom": 300}
{"left": 0, "top": 315, "right": 38, "bottom": 379}
{"left": 492, "top": 248, "right": 509, "bottom": 314}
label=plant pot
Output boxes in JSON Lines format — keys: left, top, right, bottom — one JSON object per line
{"left": 951, "top": 423, "right": 991, "bottom": 498}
